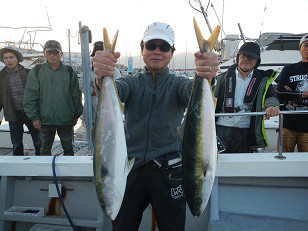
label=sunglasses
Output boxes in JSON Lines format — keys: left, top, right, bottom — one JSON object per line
{"left": 45, "top": 50, "right": 60, "bottom": 55}
{"left": 144, "top": 41, "right": 172, "bottom": 52}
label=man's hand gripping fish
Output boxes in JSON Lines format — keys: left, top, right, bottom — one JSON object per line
{"left": 180, "top": 17, "right": 220, "bottom": 216}
{"left": 93, "top": 28, "right": 134, "bottom": 220}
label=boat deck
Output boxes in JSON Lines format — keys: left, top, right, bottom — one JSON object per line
{"left": 0, "top": 141, "right": 89, "bottom": 156}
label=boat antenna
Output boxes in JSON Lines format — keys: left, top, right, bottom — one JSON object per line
{"left": 189, "top": 0, "right": 213, "bottom": 33}
{"left": 210, "top": 2, "right": 226, "bottom": 36}
{"left": 221, "top": 0, "right": 225, "bottom": 41}
{"left": 259, "top": 0, "right": 268, "bottom": 37}
{"left": 238, "top": 23, "right": 246, "bottom": 43}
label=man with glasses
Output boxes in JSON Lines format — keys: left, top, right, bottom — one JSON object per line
{"left": 276, "top": 34, "right": 308, "bottom": 152}
{"left": 0, "top": 46, "right": 42, "bottom": 155}
{"left": 24, "top": 40, "right": 83, "bottom": 156}
{"left": 214, "top": 42, "right": 280, "bottom": 153}
{"left": 93, "top": 22, "right": 219, "bottom": 230}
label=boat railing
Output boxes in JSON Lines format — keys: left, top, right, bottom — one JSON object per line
{"left": 215, "top": 110, "right": 308, "bottom": 159}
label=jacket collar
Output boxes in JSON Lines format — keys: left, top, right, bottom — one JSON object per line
{"left": 142, "top": 67, "right": 171, "bottom": 86}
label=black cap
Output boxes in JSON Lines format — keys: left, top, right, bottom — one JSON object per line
{"left": 90, "top": 41, "right": 104, "bottom": 57}
{"left": 238, "top": 42, "right": 260, "bottom": 59}
{"left": 43, "top": 40, "right": 62, "bottom": 52}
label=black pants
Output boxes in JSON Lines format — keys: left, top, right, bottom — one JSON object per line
{"left": 8, "top": 111, "right": 41, "bottom": 156}
{"left": 216, "top": 125, "right": 251, "bottom": 153}
{"left": 113, "top": 163, "right": 186, "bottom": 231}
{"left": 40, "top": 125, "right": 74, "bottom": 156}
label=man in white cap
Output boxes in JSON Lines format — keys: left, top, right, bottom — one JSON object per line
{"left": 276, "top": 34, "right": 308, "bottom": 152}
{"left": 93, "top": 22, "right": 219, "bottom": 230}
{"left": 0, "top": 46, "right": 42, "bottom": 155}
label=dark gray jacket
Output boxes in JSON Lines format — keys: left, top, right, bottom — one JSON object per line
{"left": 0, "top": 65, "right": 29, "bottom": 122}
{"left": 116, "top": 68, "right": 192, "bottom": 169}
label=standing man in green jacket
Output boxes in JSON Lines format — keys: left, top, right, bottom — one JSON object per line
{"left": 214, "top": 42, "right": 280, "bottom": 153}
{"left": 0, "top": 46, "right": 42, "bottom": 155}
{"left": 24, "top": 40, "right": 83, "bottom": 156}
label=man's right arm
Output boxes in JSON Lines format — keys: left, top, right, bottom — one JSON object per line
{"left": 23, "top": 69, "right": 41, "bottom": 122}
{"left": 276, "top": 66, "right": 302, "bottom": 101}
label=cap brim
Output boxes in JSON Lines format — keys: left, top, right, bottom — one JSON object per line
{"left": 143, "top": 35, "right": 174, "bottom": 47}
{"left": 239, "top": 51, "right": 259, "bottom": 59}
{"left": 45, "top": 48, "right": 62, "bottom": 52}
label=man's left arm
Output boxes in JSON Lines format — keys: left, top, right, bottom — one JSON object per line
{"left": 71, "top": 71, "right": 83, "bottom": 124}
{"left": 264, "top": 84, "right": 280, "bottom": 120}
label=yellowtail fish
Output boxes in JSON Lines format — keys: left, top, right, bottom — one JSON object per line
{"left": 180, "top": 17, "right": 221, "bottom": 216}
{"left": 93, "top": 28, "right": 134, "bottom": 220}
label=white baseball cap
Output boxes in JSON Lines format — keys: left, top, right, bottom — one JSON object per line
{"left": 143, "top": 22, "right": 175, "bottom": 47}
{"left": 300, "top": 34, "right": 308, "bottom": 48}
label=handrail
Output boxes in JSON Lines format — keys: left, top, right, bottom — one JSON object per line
{"left": 215, "top": 110, "right": 308, "bottom": 159}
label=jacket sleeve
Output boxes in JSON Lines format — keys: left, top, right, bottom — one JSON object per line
{"left": 213, "top": 73, "right": 224, "bottom": 98}
{"left": 23, "top": 68, "right": 41, "bottom": 121}
{"left": 176, "top": 77, "right": 193, "bottom": 107}
{"left": 276, "top": 66, "right": 301, "bottom": 101}
{"left": 71, "top": 71, "right": 83, "bottom": 118}
{"left": 264, "top": 84, "right": 280, "bottom": 109}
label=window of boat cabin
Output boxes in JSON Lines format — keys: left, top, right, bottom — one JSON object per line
{"left": 258, "top": 33, "right": 303, "bottom": 51}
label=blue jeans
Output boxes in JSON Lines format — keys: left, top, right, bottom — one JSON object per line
{"left": 9, "top": 111, "right": 42, "bottom": 156}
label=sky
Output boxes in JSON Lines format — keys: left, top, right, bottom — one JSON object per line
{"left": 0, "top": 0, "right": 307, "bottom": 58}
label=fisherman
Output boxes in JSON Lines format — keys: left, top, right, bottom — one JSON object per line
{"left": 0, "top": 46, "right": 42, "bottom": 155}
{"left": 23, "top": 40, "right": 83, "bottom": 156}
{"left": 93, "top": 22, "right": 219, "bottom": 230}
{"left": 214, "top": 42, "right": 280, "bottom": 153}
{"left": 276, "top": 34, "right": 308, "bottom": 152}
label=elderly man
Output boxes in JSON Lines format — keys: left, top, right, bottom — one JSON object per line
{"left": 0, "top": 46, "right": 41, "bottom": 155}
{"left": 276, "top": 34, "right": 308, "bottom": 152}
{"left": 93, "top": 22, "right": 219, "bottom": 230}
{"left": 24, "top": 40, "right": 83, "bottom": 156}
{"left": 214, "top": 42, "right": 280, "bottom": 153}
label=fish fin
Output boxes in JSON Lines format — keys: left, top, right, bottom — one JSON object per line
{"left": 103, "top": 28, "right": 119, "bottom": 54}
{"left": 177, "top": 116, "right": 186, "bottom": 143}
{"left": 110, "top": 30, "right": 119, "bottom": 54}
{"left": 193, "top": 16, "right": 207, "bottom": 53}
{"left": 193, "top": 17, "right": 221, "bottom": 53}
{"left": 125, "top": 157, "right": 135, "bottom": 174}
{"left": 103, "top": 28, "right": 111, "bottom": 51}
{"left": 206, "top": 25, "right": 221, "bottom": 52}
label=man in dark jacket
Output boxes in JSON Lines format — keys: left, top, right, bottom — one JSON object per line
{"left": 214, "top": 42, "right": 280, "bottom": 153}
{"left": 24, "top": 40, "right": 83, "bottom": 156}
{"left": 0, "top": 46, "right": 41, "bottom": 155}
{"left": 276, "top": 34, "right": 308, "bottom": 152}
{"left": 93, "top": 22, "right": 219, "bottom": 231}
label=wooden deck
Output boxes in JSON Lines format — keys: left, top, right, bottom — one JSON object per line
{"left": 0, "top": 141, "right": 89, "bottom": 156}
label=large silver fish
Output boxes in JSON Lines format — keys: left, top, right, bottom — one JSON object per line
{"left": 180, "top": 18, "right": 220, "bottom": 216}
{"left": 93, "top": 28, "right": 134, "bottom": 220}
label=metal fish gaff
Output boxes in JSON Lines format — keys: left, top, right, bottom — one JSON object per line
{"left": 181, "top": 17, "right": 221, "bottom": 216}
{"left": 93, "top": 28, "right": 134, "bottom": 220}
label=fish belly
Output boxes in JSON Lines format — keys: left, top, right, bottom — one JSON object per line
{"left": 93, "top": 77, "right": 129, "bottom": 220}
{"left": 182, "top": 77, "right": 217, "bottom": 216}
